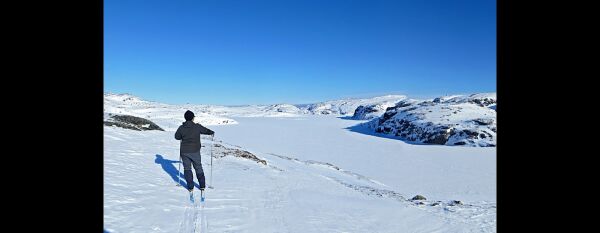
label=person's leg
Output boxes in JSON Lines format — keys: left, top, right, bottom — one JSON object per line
{"left": 190, "top": 152, "right": 206, "bottom": 189}
{"left": 181, "top": 153, "right": 195, "bottom": 190}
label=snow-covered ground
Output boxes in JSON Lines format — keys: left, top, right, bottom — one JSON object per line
{"left": 211, "top": 117, "right": 496, "bottom": 203}
{"left": 104, "top": 115, "right": 496, "bottom": 232}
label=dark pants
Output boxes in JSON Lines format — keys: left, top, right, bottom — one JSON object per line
{"left": 181, "top": 151, "right": 205, "bottom": 189}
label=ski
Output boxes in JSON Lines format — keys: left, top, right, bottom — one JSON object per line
{"left": 189, "top": 190, "right": 195, "bottom": 203}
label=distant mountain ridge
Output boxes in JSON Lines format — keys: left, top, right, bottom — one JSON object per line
{"left": 104, "top": 92, "right": 496, "bottom": 147}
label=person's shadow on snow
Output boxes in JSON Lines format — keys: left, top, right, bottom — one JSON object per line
{"left": 154, "top": 154, "right": 200, "bottom": 189}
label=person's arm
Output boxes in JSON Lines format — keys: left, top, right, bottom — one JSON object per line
{"left": 197, "top": 124, "right": 214, "bottom": 135}
{"left": 175, "top": 126, "right": 183, "bottom": 140}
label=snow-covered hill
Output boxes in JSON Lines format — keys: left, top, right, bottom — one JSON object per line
{"left": 264, "top": 104, "right": 301, "bottom": 115}
{"left": 352, "top": 101, "right": 400, "bottom": 120}
{"left": 104, "top": 113, "right": 164, "bottom": 131}
{"left": 300, "top": 95, "right": 407, "bottom": 115}
{"left": 104, "top": 93, "right": 238, "bottom": 131}
{"left": 363, "top": 93, "right": 496, "bottom": 147}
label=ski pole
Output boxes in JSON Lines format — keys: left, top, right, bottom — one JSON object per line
{"left": 177, "top": 150, "right": 182, "bottom": 186}
{"left": 209, "top": 134, "right": 214, "bottom": 189}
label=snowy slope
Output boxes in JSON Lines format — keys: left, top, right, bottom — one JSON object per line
{"left": 104, "top": 121, "right": 496, "bottom": 232}
{"left": 104, "top": 113, "right": 165, "bottom": 131}
{"left": 300, "top": 95, "right": 407, "bottom": 115}
{"left": 263, "top": 104, "right": 301, "bottom": 115}
{"left": 104, "top": 93, "right": 238, "bottom": 131}
{"left": 363, "top": 93, "right": 497, "bottom": 147}
{"left": 352, "top": 101, "right": 400, "bottom": 120}
{"left": 219, "top": 104, "right": 302, "bottom": 117}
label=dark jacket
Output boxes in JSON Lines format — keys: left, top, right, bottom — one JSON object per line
{"left": 175, "top": 121, "right": 214, "bottom": 153}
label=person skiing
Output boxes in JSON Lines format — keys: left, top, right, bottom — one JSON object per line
{"left": 175, "top": 110, "right": 214, "bottom": 193}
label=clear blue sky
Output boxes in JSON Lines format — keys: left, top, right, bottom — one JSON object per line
{"left": 105, "top": 0, "right": 496, "bottom": 105}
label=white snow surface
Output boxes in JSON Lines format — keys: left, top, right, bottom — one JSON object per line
{"left": 105, "top": 115, "right": 496, "bottom": 232}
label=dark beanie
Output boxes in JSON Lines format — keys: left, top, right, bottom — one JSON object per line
{"left": 184, "top": 110, "right": 195, "bottom": 121}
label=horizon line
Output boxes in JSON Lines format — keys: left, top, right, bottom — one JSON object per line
{"left": 104, "top": 91, "right": 497, "bottom": 106}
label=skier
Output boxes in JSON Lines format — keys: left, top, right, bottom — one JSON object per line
{"left": 175, "top": 110, "right": 215, "bottom": 193}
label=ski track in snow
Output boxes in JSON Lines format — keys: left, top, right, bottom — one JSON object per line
{"left": 178, "top": 192, "right": 208, "bottom": 233}
{"left": 104, "top": 127, "right": 495, "bottom": 232}
{"left": 214, "top": 138, "right": 494, "bottom": 232}
{"left": 265, "top": 152, "right": 388, "bottom": 187}
{"left": 260, "top": 151, "right": 496, "bottom": 232}
{"left": 178, "top": 197, "right": 195, "bottom": 233}
{"left": 324, "top": 176, "right": 496, "bottom": 232}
